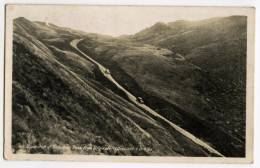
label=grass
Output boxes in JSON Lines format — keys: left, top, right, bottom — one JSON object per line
{"left": 12, "top": 17, "right": 216, "bottom": 156}
{"left": 11, "top": 16, "right": 247, "bottom": 157}
{"left": 77, "top": 27, "right": 246, "bottom": 156}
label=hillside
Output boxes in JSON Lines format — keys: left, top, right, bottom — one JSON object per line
{"left": 11, "top": 17, "right": 217, "bottom": 156}
{"left": 130, "top": 16, "right": 247, "bottom": 144}
{"left": 77, "top": 16, "right": 247, "bottom": 157}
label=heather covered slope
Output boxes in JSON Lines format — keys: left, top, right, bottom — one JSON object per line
{"left": 12, "top": 17, "right": 214, "bottom": 156}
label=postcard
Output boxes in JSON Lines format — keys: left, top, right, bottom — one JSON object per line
{"left": 4, "top": 5, "right": 255, "bottom": 163}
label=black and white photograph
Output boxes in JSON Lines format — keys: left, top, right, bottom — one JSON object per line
{"left": 4, "top": 5, "right": 255, "bottom": 163}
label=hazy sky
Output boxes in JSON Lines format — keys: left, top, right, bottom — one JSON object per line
{"left": 7, "top": 5, "right": 250, "bottom": 37}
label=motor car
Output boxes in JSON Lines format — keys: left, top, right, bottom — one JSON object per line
{"left": 137, "top": 97, "right": 144, "bottom": 104}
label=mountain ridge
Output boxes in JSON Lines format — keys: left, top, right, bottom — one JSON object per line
{"left": 11, "top": 16, "right": 246, "bottom": 157}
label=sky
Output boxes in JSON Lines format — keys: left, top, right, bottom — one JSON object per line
{"left": 7, "top": 5, "right": 251, "bottom": 37}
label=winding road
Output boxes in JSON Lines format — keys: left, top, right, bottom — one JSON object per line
{"left": 70, "top": 39, "right": 224, "bottom": 157}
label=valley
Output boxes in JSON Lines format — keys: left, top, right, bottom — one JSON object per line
{"left": 11, "top": 16, "right": 247, "bottom": 157}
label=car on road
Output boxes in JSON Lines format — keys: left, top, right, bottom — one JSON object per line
{"left": 105, "top": 69, "right": 110, "bottom": 74}
{"left": 137, "top": 97, "right": 144, "bottom": 104}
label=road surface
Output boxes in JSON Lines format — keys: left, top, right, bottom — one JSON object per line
{"left": 70, "top": 39, "right": 224, "bottom": 157}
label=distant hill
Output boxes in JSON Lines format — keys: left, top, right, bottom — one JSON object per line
{"left": 131, "top": 16, "right": 246, "bottom": 53}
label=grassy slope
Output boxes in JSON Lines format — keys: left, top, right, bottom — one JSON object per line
{"left": 77, "top": 16, "right": 246, "bottom": 157}
{"left": 131, "top": 16, "right": 247, "bottom": 142}
{"left": 12, "top": 17, "right": 212, "bottom": 156}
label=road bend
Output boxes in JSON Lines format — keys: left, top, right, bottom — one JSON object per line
{"left": 70, "top": 39, "right": 224, "bottom": 157}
